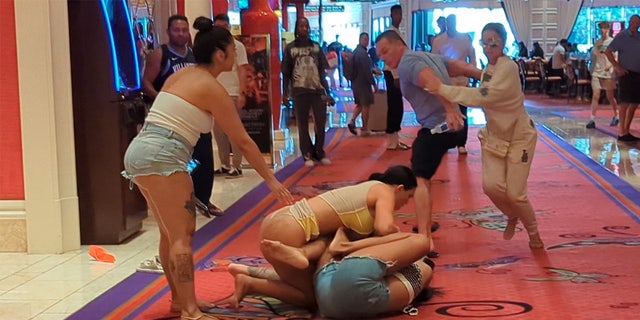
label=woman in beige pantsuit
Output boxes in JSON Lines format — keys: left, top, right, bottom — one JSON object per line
{"left": 423, "top": 22, "right": 543, "bottom": 249}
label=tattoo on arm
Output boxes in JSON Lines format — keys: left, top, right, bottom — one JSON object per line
{"left": 173, "top": 253, "right": 194, "bottom": 282}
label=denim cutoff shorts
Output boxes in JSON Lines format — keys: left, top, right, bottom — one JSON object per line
{"left": 314, "top": 256, "right": 391, "bottom": 319}
{"left": 122, "top": 123, "right": 192, "bottom": 181}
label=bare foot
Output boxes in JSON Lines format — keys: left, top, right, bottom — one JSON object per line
{"left": 503, "top": 218, "right": 518, "bottom": 240}
{"left": 228, "top": 263, "right": 280, "bottom": 280}
{"left": 227, "top": 263, "right": 250, "bottom": 277}
{"left": 260, "top": 239, "right": 309, "bottom": 269}
{"left": 328, "top": 227, "right": 352, "bottom": 255}
{"left": 213, "top": 274, "right": 252, "bottom": 310}
{"left": 170, "top": 299, "right": 215, "bottom": 313}
{"left": 528, "top": 233, "right": 544, "bottom": 249}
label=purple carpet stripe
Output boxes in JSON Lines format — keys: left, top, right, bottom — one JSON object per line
{"left": 67, "top": 272, "right": 162, "bottom": 320}
{"left": 538, "top": 124, "right": 640, "bottom": 223}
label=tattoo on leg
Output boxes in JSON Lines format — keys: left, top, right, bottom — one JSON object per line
{"left": 248, "top": 266, "right": 280, "bottom": 280}
{"left": 175, "top": 254, "right": 194, "bottom": 282}
{"left": 184, "top": 193, "right": 198, "bottom": 217}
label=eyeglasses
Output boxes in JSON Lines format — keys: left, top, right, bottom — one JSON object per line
{"left": 479, "top": 40, "right": 501, "bottom": 48}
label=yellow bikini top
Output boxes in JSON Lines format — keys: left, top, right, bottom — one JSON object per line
{"left": 318, "top": 180, "right": 381, "bottom": 236}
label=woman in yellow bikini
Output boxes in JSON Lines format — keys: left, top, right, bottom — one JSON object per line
{"left": 218, "top": 165, "right": 417, "bottom": 310}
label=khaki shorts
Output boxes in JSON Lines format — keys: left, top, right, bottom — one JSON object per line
{"left": 591, "top": 77, "right": 616, "bottom": 91}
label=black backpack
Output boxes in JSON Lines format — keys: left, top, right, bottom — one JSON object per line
{"left": 342, "top": 51, "right": 357, "bottom": 81}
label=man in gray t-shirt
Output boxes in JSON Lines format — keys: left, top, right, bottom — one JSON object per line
{"left": 376, "top": 30, "right": 480, "bottom": 254}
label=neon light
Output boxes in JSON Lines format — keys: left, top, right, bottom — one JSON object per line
{"left": 99, "top": 0, "right": 120, "bottom": 91}
{"left": 121, "top": 0, "right": 141, "bottom": 90}
{"left": 98, "top": 0, "right": 141, "bottom": 91}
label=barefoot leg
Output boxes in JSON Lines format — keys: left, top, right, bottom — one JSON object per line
{"left": 228, "top": 263, "right": 280, "bottom": 280}
{"left": 528, "top": 232, "right": 544, "bottom": 249}
{"left": 260, "top": 239, "right": 309, "bottom": 269}
{"left": 503, "top": 217, "right": 518, "bottom": 240}
{"left": 213, "top": 274, "right": 253, "bottom": 309}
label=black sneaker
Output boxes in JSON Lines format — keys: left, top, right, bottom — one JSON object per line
{"left": 618, "top": 134, "right": 640, "bottom": 142}
{"left": 347, "top": 122, "right": 357, "bottom": 135}
{"left": 214, "top": 167, "right": 230, "bottom": 175}
{"left": 586, "top": 120, "right": 596, "bottom": 129}
{"left": 226, "top": 168, "right": 243, "bottom": 179}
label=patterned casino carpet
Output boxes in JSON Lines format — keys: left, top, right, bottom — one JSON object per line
{"left": 69, "top": 125, "right": 640, "bottom": 320}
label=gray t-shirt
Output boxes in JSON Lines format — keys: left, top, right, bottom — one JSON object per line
{"left": 397, "top": 50, "right": 451, "bottom": 129}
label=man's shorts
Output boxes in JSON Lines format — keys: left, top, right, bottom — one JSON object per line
{"left": 591, "top": 77, "right": 617, "bottom": 91}
{"left": 315, "top": 256, "right": 391, "bottom": 319}
{"left": 352, "top": 85, "right": 374, "bottom": 106}
{"left": 411, "top": 128, "right": 457, "bottom": 179}
{"left": 619, "top": 71, "right": 640, "bottom": 103}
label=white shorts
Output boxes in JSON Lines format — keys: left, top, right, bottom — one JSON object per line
{"left": 591, "top": 77, "right": 616, "bottom": 91}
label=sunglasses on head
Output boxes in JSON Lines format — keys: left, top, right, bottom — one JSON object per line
{"left": 479, "top": 40, "right": 501, "bottom": 48}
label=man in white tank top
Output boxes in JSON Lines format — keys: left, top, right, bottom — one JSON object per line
{"left": 431, "top": 14, "right": 476, "bottom": 155}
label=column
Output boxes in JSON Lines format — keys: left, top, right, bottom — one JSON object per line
{"left": 14, "top": 0, "right": 80, "bottom": 253}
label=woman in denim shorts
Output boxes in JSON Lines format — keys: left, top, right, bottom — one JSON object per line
{"left": 313, "top": 228, "right": 435, "bottom": 319}
{"left": 122, "top": 18, "right": 292, "bottom": 320}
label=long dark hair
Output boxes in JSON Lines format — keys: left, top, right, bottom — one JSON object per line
{"left": 192, "top": 16, "right": 233, "bottom": 64}
{"left": 368, "top": 165, "right": 417, "bottom": 190}
{"left": 293, "top": 17, "right": 309, "bottom": 39}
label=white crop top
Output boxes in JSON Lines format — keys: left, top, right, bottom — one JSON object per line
{"left": 145, "top": 92, "right": 213, "bottom": 146}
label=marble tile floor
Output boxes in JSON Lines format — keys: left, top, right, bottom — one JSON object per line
{"left": 0, "top": 97, "right": 638, "bottom": 319}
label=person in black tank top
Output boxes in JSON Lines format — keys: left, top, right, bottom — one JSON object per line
{"left": 141, "top": 15, "right": 221, "bottom": 216}
{"left": 151, "top": 44, "right": 196, "bottom": 92}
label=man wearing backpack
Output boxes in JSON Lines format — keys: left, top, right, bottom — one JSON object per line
{"left": 282, "top": 17, "right": 335, "bottom": 167}
{"left": 141, "top": 15, "right": 222, "bottom": 216}
{"left": 347, "top": 33, "right": 376, "bottom": 136}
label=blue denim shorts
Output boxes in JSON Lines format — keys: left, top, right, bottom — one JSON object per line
{"left": 122, "top": 123, "right": 192, "bottom": 180}
{"left": 314, "top": 256, "right": 391, "bottom": 319}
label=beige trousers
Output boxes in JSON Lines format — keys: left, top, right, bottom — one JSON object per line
{"left": 480, "top": 115, "right": 539, "bottom": 234}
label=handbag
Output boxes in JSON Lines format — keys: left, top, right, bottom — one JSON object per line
{"left": 478, "top": 127, "right": 510, "bottom": 158}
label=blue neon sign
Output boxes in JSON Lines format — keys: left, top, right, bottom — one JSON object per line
{"left": 98, "top": 0, "right": 141, "bottom": 91}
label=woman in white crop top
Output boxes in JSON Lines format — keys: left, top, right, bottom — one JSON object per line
{"left": 422, "top": 23, "right": 543, "bottom": 250}
{"left": 214, "top": 165, "right": 418, "bottom": 311}
{"left": 123, "top": 17, "right": 293, "bottom": 320}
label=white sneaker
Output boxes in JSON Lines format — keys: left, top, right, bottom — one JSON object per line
{"left": 304, "top": 159, "right": 315, "bottom": 167}
{"left": 136, "top": 255, "right": 163, "bottom": 274}
{"left": 320, "top": 158, "right": 332, "bottom": 165}
{"left": 360, "top": 129, "right": 371, "bottom": 137}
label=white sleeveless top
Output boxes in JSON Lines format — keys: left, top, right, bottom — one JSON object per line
{"left": 145, "top": 92, "right": 213, "bottom": 146}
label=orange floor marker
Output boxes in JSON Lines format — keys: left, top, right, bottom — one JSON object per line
{"left": 88, "top": 245, "right": 116, "bottom": 263}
